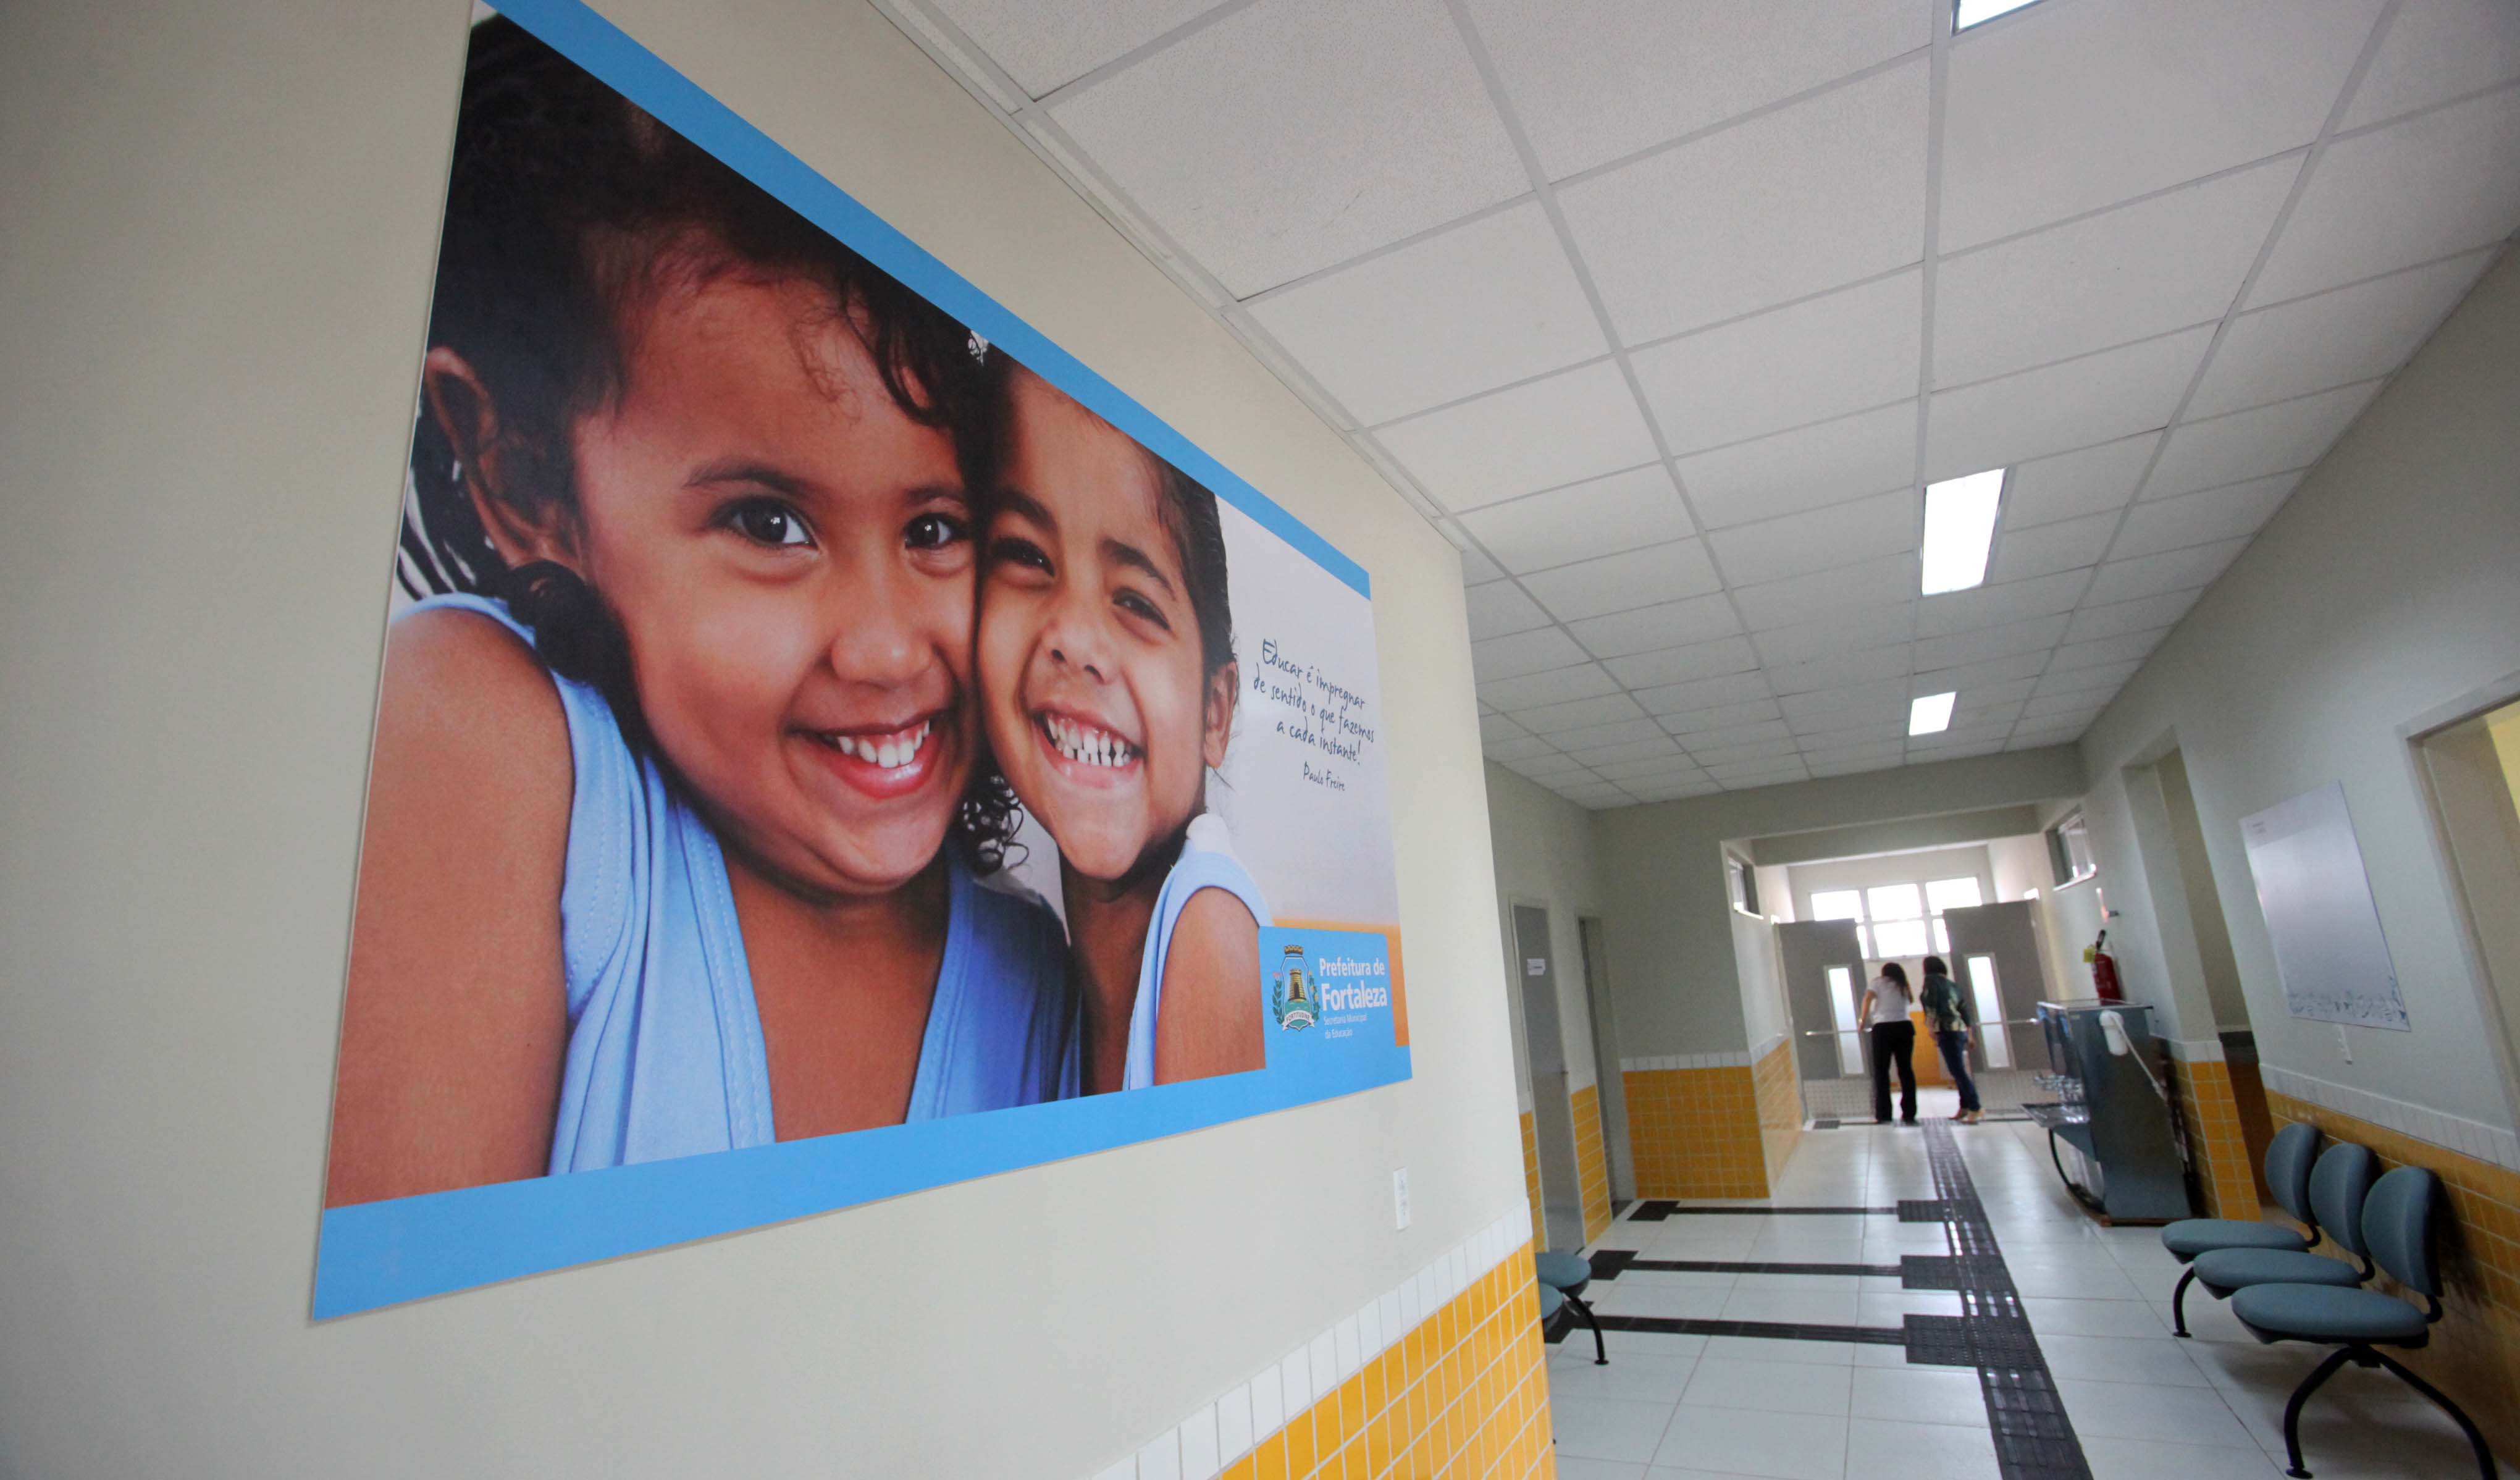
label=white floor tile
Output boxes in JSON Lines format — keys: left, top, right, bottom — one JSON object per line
{"left": 1655, "top": 1405, "right": 1849, "bottom": 1479}
{"left": 1681, "top": 1358, "right": 1854, "bottom": 1416}
{"left": 2020, "top": 1297, "right": 2171, "bottom": 1339}
{"left": 1848, "top": 1364, "right": 1988, "bottom": 1427}
{"left": 1553, "top": 1397, "right": 1681, "bottom": 1463}
{"left": 2080, "top": 1436, "right": 2283, "bottom": 1479}
{"left": 1547, "top": 1353, "right": 1698, "bottom": 1405}
{"left": 1700, "top": 1336, "right": 1856, "bottom": 1367}
{"left": 2054, "top": 1378, "right": 2258, "bottom": 1448}
{"left": 1552, "top": 1458, "right": 1649, "bottom": 1480}
{"left": 1594, "top": 1284, "right": 1731, "bottom": 1321}
{"left": 1845, "top": 1418, "right": 1999, "bottom": 1479}
{"left": 1598, "top": 1328, "right": 1712, "bottom": 1360}
{"left": 1719, "top": 1289, "right": 1860, "bottom": 1325}
{"left": 2035, "top": 1334, "right": 2211, "bottom": 1387}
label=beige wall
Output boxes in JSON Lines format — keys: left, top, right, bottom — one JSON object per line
{"left": 2072, "top": 248, "right": 2520, "bottom": 1137}
{"left": 0, "top": 3, "right": 1529, "bottom": 1475}
{"left": 1484, "top": 762, "right": 1608, "bottom": 1093}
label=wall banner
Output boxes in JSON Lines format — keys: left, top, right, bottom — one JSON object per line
{"left": 314, "top": 0, "right": 1406, "bottom": 1317}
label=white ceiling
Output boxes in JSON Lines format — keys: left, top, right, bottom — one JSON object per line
{"left": 881, "top": 0, "right": 2520, "bottom": 810}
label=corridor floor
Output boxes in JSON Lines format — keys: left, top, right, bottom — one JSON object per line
{"left": 1543, "top": 1110, "right": 2511, "bottom": 1479}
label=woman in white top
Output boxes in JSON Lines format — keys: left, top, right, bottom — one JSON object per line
{"left": 1860, "top": 962, "right": 1919, "bottom": 1125}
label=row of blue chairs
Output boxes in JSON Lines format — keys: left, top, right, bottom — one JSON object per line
{"left": 2159, "top": 1120, "right": 2495, "bottom": 1479}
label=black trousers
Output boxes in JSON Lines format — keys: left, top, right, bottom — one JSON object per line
{"left": 1870, "top": 1022, "right": 1917, "bottom": 1123}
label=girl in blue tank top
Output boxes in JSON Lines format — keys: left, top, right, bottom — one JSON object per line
{"left": 323, "top": 23, "right": 1071, "bottom": 1208}
{"left": 975, "top": 364, "right": 1272, "bottom": 1095}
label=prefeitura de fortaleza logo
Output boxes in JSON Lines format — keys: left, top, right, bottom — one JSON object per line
{"left": 1270, "top": 942, "right": 1316, "bottom": 1031}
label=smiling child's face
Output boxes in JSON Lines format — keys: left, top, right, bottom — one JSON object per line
{"left": 979, "top": 369, "right": 1230, "bottom": 885}
{"left": 535, "top": 267, "right": 975, "bottom": 898}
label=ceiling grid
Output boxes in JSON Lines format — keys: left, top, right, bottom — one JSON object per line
{"left": 873, "top": 0, "right": 2520, "bottom": 808}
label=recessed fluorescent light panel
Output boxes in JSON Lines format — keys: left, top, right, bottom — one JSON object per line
{"left": 1920, "top": 468, "right": 2006, "bottom": 595}
{"left": 1955, "top": 0, "right": 2044, "bottom": 30}
{"left": 1910, "top": 691, "right": 1957, "bottom": 736}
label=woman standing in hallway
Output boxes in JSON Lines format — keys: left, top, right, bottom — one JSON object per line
{"left": 1920, "top": 956, "right": 1983, "bottom": 1124}
{"left": 1862, "top": 962, "right": 1918, "bottom": 1125}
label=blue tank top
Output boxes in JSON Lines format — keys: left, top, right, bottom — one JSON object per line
{"left": 403, "top": 595, "right": 1076, "bottom": 1172}
{"left": 1117, "top": 814, "right": 1273, "bottom": 1091}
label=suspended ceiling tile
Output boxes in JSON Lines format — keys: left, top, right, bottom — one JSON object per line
{"left": 1708, "top": 756, "right": 1812, "bottom": 784}
{"left": 2065, "top": 590, "right": 2201, "bottom": 643}
{"left": 1463, "top": 581, "right": 1552, "bottom": 640}
{"left": 1934, "top": 159, "right": 2295, "bottom": 386}
{"left": 1245, "top": 203, "right": 1608, "bottom": 426}
{"left": 1807, "top": 746, "right": 1909, "bottom": 776}
{"left": 1690, "top": 735, "right": 1805, "bottom": 767}
{"left": 1798, "top": 718, "right": 1910, "bottom": 751}
{"left": 2144, "top": 381, "right": 2382, "bottom": 499}
{"left": 1518, "top": 692, "right": 1650, "bottom": 734}
{"left": 1625, "top": 777, "right": 1724, "bottom": 801}
{"left": 1568, "top": 736, "right": 1690, "bottom": 765}
{"left": 1658, "top": 699, "right": 1787, "bottom": 736}
{"left": 1749, "top": 602, "right": 1917, "bottom": 663}
{"left": 923, "top": 0, "right": 1228, "bottom": 97}
{"left": 1521, "top": 538, "right": 1723, "bottom": 621}
{"left": 1938, "top": 0, "right": 2380, "bottom": 250}
{"left": 1676, "top": 403, "right": 1920, "bottom": 529}
{"left": 2049, "top": 630, "right": 2169, "bottom": 673}
{"left": 1632, "top": 271, "right": 1922, "bottom": 453}
{"left": 1986, "top": 511, "right": 2119, "bottom": 585}
{"left": 1909, "top": 650, "right": 2054, "bottom": 694}
{"left": 2249, "top": 85, "right": 2520, "bottom": 305}
{"left": 2341, "top": 0, "right": 2520, "bottom": 128}
{"left": 1601, "top": 636, "right": 1762, "bottom": 689}
{"left": 1477, "top": 712, "right": 1531, "bottom": 744}
{"left": 1925, "top": 326, "right": 2214, "bottom": 481}
{"left": 1779, "top": 676, "right": 1911, "bottom": 718}
{"left": 1458, "top": 465, "right": 1698, "bottom": 574}
{"left": 1707, "top": 488, "right": 1918, "bottom": 588}
{"left": 1471, "top": 626, "right": 1590, "bottom": 681}
{"left": 1458, "top": 542, "right": 1507, "bottom": 584}
{"left": 2191, "top": 250, "right": 2494, "bottom": 418}
{"left": 1633, "top": 670, "right": 1777, "bottom": 715}
{"left": 2083, "top": 538, "right": 2249, "bottom": 607}
{"left": 1558, "top": 60, "right": 1928, "bottom": 342}
{"left": 1912, "top": 612, "right": 2072, "bottom": 671}
{"left": 1048, "top": 0, "right": 1529, "bottom": 295}
{"left": 1730, "top": 550, "right": 1920, "bottom": 629}
{"left": 1466, "top": 0, "right": 1931, "bottom": 179}
{"left": 1765, "top": 644, "right": 1917, "bottom": 696}
{"left": 1565, "top": 592, "right": 1743, "bottom": 657}
{"left": 2111, "top": 474, "right": 2301, "bottom": 561}
{"left": 2021, "top": 690, "right": 2112, "bottom": 720}
{"left": 2034, "top": 660, "right": 2144, "bottom": 699}
{"left": 2000, "top": 434, "right": 2161, "bottom": 530}
{"left": 1477, "top": 662, "right": 1621, "bottom": 710}
{"left": 1484, "top": 734, "right": 1561, "bottom": 763}
{"left": 1376, "top": 359, "right": 1658, "bottom": 511}
{"left": 1552, "top": 716, "right": 1677, "bottom": 752}
{"left": 1502, "top": 751, "right": 1589, "bottom": 778}
{"left": 1594, "top": 752, "right": 1710, "bottom": 782}
{"left": 1913, "top": 568, "right": 2088, "bottom": 639}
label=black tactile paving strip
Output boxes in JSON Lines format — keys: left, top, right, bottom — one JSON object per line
{"left": 1544, "top": 1313, "right": 1907, "bottom": 1348}
{"left": 1897, "top": 1198, "right": 1953, "bottom": 1222}
{"left": 1918, "top": 1122, "right": 2094, "bottom": 1480}
{"left": 1628, "top": 1201, "right": 1896, "bottom": 1218}
{"left": 1624, "top": 1258, "right": 1901, "bottom": 1279}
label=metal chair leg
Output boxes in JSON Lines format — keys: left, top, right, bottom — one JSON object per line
{"left": 1569, "top": 1293, "right": 1607, "bottom": 1365}
{"left": 2170, "top": 1265, "right": 2196, "bottom": 1337}
{"left": 2281, "top": 1345, "right": 2359, "bottom": 1478}
{"left": 2371, "top": 1348, "right": 2498, "bottom": 1480}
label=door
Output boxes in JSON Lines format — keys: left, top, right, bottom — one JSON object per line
{"left": 1942, "top": 901, "right": 2051, "bottom": 1074}
{"left": 1778, "top": 920, "right": 1867, "bottom": 1083}
{"left": 1578, "top": 917, "right": 1634, "bottom": 1204}
{"left": 1513, "top": 905, "right": 1586, "bottom": 1254}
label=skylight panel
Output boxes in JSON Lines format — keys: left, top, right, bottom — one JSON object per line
{"left": 1910, "top": 691, "right": 1957, "bottom": 736}
{"left": 1955, "top": 0, "right": 2044, "bottom": 31}
{"left": 1920, "top": 468, "right": 2006, "bottom": 595}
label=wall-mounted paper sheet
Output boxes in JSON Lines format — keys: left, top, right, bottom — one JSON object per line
{"left": 2240, "top": 781, "right": 2406, "bottom": 1030}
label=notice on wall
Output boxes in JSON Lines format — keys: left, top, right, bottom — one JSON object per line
{"left": 2240, "top": 781, "right": 2407, "bottom": 1030}
{"left": 311, "top": 0, "right": 1407, "bottom": 1318}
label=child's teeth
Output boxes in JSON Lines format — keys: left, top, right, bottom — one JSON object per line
{"left": 878, "top": 740, "right": 899, "bottom": 768}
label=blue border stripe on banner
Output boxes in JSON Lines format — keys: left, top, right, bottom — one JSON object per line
{"left": 490, "top": 0, "right": 1369, "bottom": 599}
{"left": 315, "top": 1047, "right": 1409, "bottom": 1316}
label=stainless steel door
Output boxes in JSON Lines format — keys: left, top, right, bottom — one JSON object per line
{"left": 1513, "top": 905, "right": 1586, "bottom": 1253}
{"left": 1941, "top": 901, "right": 2051, "bottom": 1074}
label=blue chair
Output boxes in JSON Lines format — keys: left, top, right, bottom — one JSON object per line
{"left": 2165, "top": 1121, "right": 2324, "bottom": 1337}
{"left": 2184, "top": 1142, "right": 2377, "bottom": 1326}
{"left": 1535, "top": 1251, "right": 1606, "bottom": 1365}
{"left": 2231, "top": 1167, "right": 2496, "bottom": 1480}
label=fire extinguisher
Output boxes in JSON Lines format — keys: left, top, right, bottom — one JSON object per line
{"left": 2086, "top": 929, "right": 2123, "bottom": 1003}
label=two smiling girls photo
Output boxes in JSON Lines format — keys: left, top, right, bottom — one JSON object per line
{"left": 321, "top": 17, "right": 1267, "bottom": 1209}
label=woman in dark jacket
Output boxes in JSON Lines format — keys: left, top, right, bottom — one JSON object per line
{"left": 1919, "top": 956, "right": 1982, "bottom": 1124}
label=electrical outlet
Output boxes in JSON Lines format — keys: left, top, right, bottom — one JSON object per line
{"left": 1392, "top": 1169, "right": 1411, "bottom": 1230}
